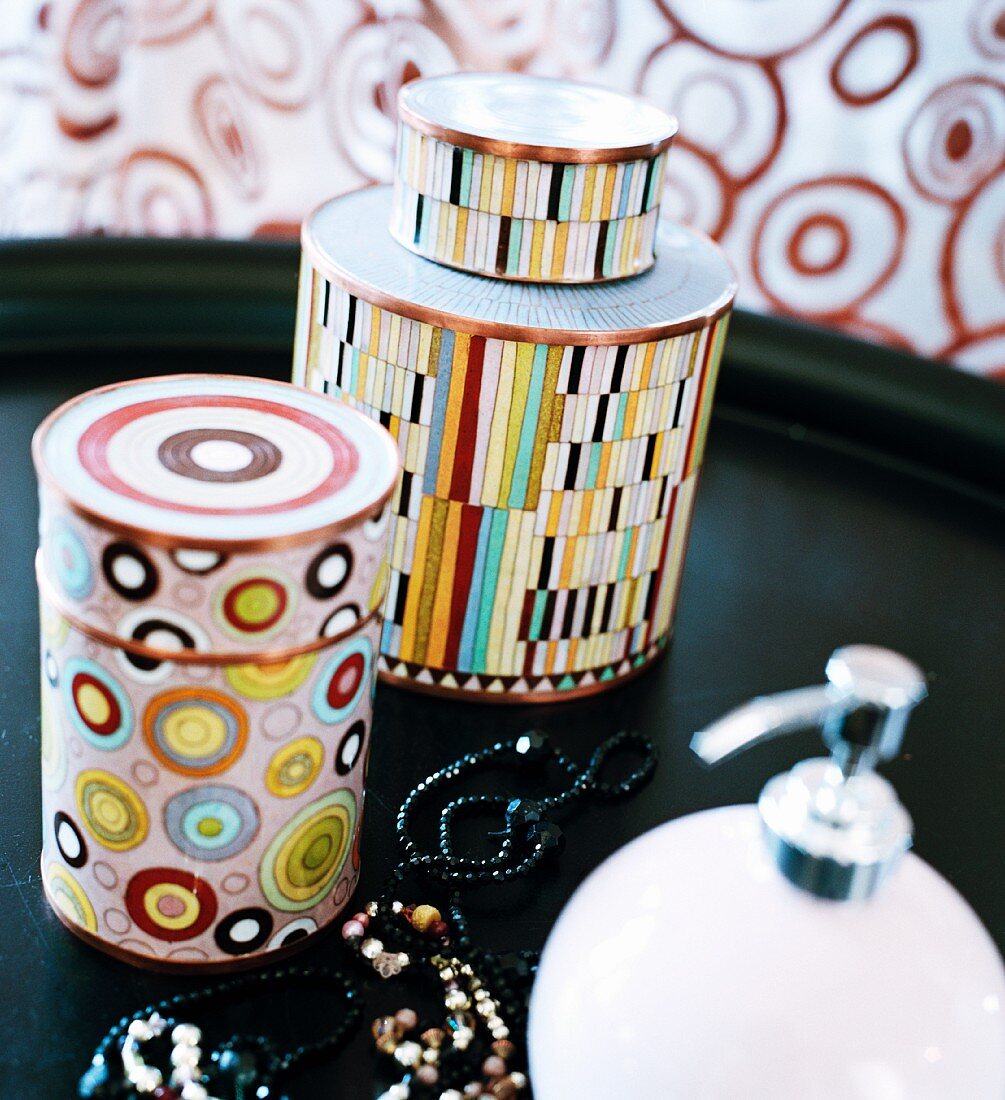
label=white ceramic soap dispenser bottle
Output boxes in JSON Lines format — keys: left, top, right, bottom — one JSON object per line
{"left": 528, "top": 646, "right": 1005, "bottom": 1098}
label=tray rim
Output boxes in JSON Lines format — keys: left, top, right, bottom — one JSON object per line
{"left": 1, "top": 237, "right": 1003, "bottom": 502}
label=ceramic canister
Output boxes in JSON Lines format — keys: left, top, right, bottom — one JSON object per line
{"left": 294, "top": 185, "right": 737, "bottom": 702}
{"left": 33, "top": 374, "right": 400, "bottom": 970}
{"left": 390, "top": 74, "right": 676, "bottom": 283}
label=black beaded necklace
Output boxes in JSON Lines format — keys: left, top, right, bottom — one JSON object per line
{"left": 398, "top": 729, "right": 655, "bottom": 885}
{"left": 81, "top": 729, "right": 656, "bottom": 1100}
{"left": 79, "top": 966, "right": 360, "bottom": 1099}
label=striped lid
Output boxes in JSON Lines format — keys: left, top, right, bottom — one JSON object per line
{"left": 391, "top": 73, "right": 677, "bottom": 284}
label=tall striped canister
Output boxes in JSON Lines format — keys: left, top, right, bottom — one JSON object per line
{"left": 293, "top": 180, "right": 736, "bottom": 703}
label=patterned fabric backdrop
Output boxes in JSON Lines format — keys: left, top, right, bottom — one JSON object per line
{"left": 1, "top": 0, "right": 1003, "bottom": 377}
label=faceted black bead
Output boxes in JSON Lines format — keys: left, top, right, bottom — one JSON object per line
{"left": 505, "top": 798, "right": 541, "bottom": 828}
{"left": 209, "top": 1045, "right": 263, "bottom": 1094}
{"left": 496, "top": 952, "right": 532, "bottom": 978}
{"left": 78, "top": 1054, "right": 131, "bottom": 1099}
{"left": 514, "top": 730, "right": 549, "bottom": 763}
{"left": 526, "top": 820, "right": 565, "bottom": 856}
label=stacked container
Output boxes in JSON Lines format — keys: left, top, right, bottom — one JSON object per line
{"left": 33, "top": 374, "right": 399, "bottom": 969}
{"left": 294, "top": 73, "right": 737, "bottom": 703}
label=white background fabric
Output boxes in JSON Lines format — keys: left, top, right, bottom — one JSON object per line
{"left": 1, "top": 0, "right": 1002, "bottom": 377}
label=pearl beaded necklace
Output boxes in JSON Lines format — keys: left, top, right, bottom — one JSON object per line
{"left": 80, "top": 729, "right": 656, "bottom": 1100}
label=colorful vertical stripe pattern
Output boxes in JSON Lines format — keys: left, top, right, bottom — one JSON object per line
{"left": 294, "top": 262, "right": 730, "bottom": 698}
{"left": 390, "top": 123, "right": 668, "bottom": 282}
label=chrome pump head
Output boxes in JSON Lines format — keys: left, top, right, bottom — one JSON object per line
{"left": 691, "top": 645, "right": 928, "bottom": 901}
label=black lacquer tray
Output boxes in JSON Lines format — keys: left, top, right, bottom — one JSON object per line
{"left": 1, "top": 240, "right": 1003, "bottom": 1097}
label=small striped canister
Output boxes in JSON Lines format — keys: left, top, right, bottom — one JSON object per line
{"left": 294, "top": 183, "right": 736, "bottom": 702}
{"left": 390, "top": 74, "right": 676, "bottom": 283}
{"left": 33, "top": 375, "right": 400, "bottom": 969}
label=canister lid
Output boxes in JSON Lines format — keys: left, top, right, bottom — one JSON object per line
{"left": 393, "top": 73, "right": 675, "bottom": 283}
{"left": 33, "top": 375, "right": 400, "bottom": 549}
{"left": 305, "top": 186, "right": 736, "bottom": 346}
{"left": 398, "top": 73, "right": 677, "bottom": 163}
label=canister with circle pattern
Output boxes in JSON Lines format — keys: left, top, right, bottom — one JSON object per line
{"left": 33, "top": 374, "right": 400, "bottom": 970}
{"left": 390, "top": 73, "right": 677, "bottom": 283}
{"left": 294, "top": 183, "right": 736, "bottom": 703}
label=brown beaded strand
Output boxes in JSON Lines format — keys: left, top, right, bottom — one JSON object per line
{"left": 342, "top": 729, "right": 656, "bottom": 1100}
{"left": 345, "top": 901, "right": 528, "bottom": 1099}
{"left": 80, "top": 730, "right": 656, "bottom": 1100}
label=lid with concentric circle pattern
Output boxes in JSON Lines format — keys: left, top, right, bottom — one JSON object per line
{"left": 33, "top": 374, "right": 400, "bottom": 547}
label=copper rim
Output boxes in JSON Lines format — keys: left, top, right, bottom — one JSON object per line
{"left": 387, "top": 221, "right": 658, "bottom": 285}
{"left": 43, "top": 865, "right": 337, "bottom": 974}
{"left": 376, "top": 642, "right": 668, "bottom": 705}
{"left": 302, "top": 200, "right": 737, "bottom": 347}
{"left": 32, "top": 373, "right": 402, "bottom": 553}
{"left": 38, "top": 555, "right": 386, "bottom": 666}
{"left": 397, "top": 76, "right": 677, "bottom": 163}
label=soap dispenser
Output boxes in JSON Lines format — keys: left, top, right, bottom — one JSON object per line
{"left": 528, "top": 646, "right": 1005, "bottom": 1098}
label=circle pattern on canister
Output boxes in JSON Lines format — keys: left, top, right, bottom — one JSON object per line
{"left": 101, "top": 541, "right": 159, "bottom": 600}
{"left": 75, "top": 768, "right": 149, "bottom": 851}
{"left": 214, "top": 907, "right": 274, "bottom": 955}
{"left": 116, "top": 606, "right": 209, "bottom": 684}
{"left": 170, "top": 548, "right": 226, "bottom": 574}
{"left": 259, "top": 789, "right": 356, "bottom": 911}
{"left": 305, "top": 543, "right": 353, "bottom": 599}
{"left": 143, "top": 687, "right": 248, "bottom": 776}
{"left": 320, "top": 603, "right": 361, "bottom": 639}
{"left": 158, "top": 428, "right": 283, "bottom": 483}
{"left": 41, "top": 692, "right": 68, "bottom": 792}
{"left": 63, "top": 658, "right": 133, "bottom": 750}
{"left": 49, "top": 518, "right": 93, "bottom": 600}
{"left": 334, "top": 719, "right": 365, "bottom": 776}
{"left": 54, "top": 810, "right": 88, "bottom": 868}
{"left": 41, "top": 602, "right": 70, "bottom": 649}
{"left": 363, "top": 504, "right": 390, "bottom": 542}
{"left": 225, "top": 653, "right": 316, "bottom": 699}
{"left": 213, "top": 567, "right": 297, "bottom": 641}
{"left": 266, "top": 736, "right": 324, "bottom": 797}
{"left": 47, "top": 862, "right": 97, "bottom": 932}
{"left": 368, "top": 563, "right": 389, "bottom": 614}
{"left": 164, "top": 785, "right": 260, "bottom": 861}
{"left": 312, "top": 637, "right": 371, "bottom": 724}
{"left": 267, "top": 916, "right": 317, "bottom": 950}
{"left": 125, "top": 867, "right": 218, "bottom": 942}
